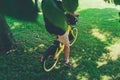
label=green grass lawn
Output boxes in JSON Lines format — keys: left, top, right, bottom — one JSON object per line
{"left": 0, "top": 0, "right": 120, "bottom": 80}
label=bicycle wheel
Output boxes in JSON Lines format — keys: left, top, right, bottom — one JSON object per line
{"left": 42, "top": 40, "right": 60, "bottom": 72}
{"left": 69, "top": 27, "right": 78, "bottom": 46}
{"left": 43, "top": 55, "right": 59, "bottom": 72}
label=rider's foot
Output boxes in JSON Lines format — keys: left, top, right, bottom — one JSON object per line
{"left": 64, "top": 62, "right": 71, "bottom": 69}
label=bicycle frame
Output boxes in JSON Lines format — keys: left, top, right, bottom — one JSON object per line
{"left": 42, "top": 24, "right": 78, "bottom": 72}
{"left": 54, "top": 43, "right": 64, "bottom": 59}
{"left": 67, "top": 25, "right": 72, "bottom": 34}
{"left": 54, "top": 25, "right": 72, "bottom": 59}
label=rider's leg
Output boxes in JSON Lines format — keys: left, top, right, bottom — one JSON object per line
{"left": 64, "top": 45, "right": 70, "bottom": 64}
{"left": 57, "top": 31, "right": 70, "bottom": 64}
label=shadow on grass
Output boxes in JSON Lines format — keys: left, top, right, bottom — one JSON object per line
{"left": 99, "top": 57, "right": 120, "bottom": 80}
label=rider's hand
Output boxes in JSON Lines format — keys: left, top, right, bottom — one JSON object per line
{"left": 66, "top": 14, "right": 78, "bottom": 25}
{"left": 73, "top": 12, "right": 79, "bottom": 17}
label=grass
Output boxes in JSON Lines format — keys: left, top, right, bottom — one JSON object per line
{"left": 0, "top": 0, "right": 120, "bottom": 80}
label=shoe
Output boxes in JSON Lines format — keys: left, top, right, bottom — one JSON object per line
{"left": 64, "top": 62, "right": 71, "bottom": 69}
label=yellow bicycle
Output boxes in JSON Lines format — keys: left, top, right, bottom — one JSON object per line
{"left": 41, "top": 13, "right": 79, "bottom": 72}
{"left": 41, "top": 24, "right": 78, "bottom": 72}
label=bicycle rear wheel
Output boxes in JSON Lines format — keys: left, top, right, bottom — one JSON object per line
{"left": 69, "top": 27, "right": 78, "bottom": 46}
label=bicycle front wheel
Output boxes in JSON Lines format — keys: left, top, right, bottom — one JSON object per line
{"left": 43, "top": 55, "right": 59, "bottom": 72}
{"left": 42, "top": 40, "right": 60, "bottom": 72}
{"left": 69, "top": 28, "right": 78, "bottom": 46}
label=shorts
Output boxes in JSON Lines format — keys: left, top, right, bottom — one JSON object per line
{"left": 44, "top": 17, "right": 69, "bottom": 46}
{"left": 44, "top": 17, "right": 65, "bottom": 35}
{"left": 57, "top": 31, "right": 70, "bottom": 46}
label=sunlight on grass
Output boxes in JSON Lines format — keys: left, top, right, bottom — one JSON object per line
{"left": 71, "top": 57, "right": 82, "bottom": 68}
{"left": 91, "top": 27, "right": 120, "bottom": 67}
{"left": 79, "top": 0, "right": 120, "bottom": 11}
{"left": 91, "top": 27, "right": 109, "bottom": 42}
{"left": 77, "top": 73, "right": 89, "bottom": 80}
{"left": 24, "top": 44, "right": 45, "bottom": 53}
{"left": 97, "top": 39, "right": 120, "bottom": 68}
{"left": 71, "top": 59, "right": 78, "bottom": 68}
{"left": 97, "top": 54, "right": 108, "bottom": 67}
{"left": 68, "top": 72, "right": 72, "bottom": 76}
{"left": 107, "top": 39, "right": 120, "bottom": 60}
{"left": 101, "top": 75, "right": 112, "bottom": 80}
{"left": 108, "top": 15, "right": 120, "bottom": 21}
{"left": 11, "top": 22, "right": 21, "bottom": 29}
{"left": 38, "top": 44, "right": 45, "bottom": 48}
{"left": 24, "top": 47, "right": 35, "bottom": 53}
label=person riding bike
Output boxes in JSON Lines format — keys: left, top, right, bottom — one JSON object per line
{"left": 40, "top": 0, "right": 79, "bottom": 68}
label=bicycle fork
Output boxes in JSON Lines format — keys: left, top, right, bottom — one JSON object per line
{"left": 54, "top": 43, "right": 64, "bottom": 59}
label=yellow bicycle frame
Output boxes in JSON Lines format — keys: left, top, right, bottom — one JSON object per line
{"left": 54, "top": 25, "right": 71, "bottom": 59}
{"left": 67, "top": 25, "right": 71, "bottom": 34}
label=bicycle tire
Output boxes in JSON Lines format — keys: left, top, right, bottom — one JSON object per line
{"left": 43, "top": 55, "right": 59, "bottom": 72}
{"left": 69, "top": 27, "right": 78, "bottom": 46}
{"left": 42, "top": 40, "right": 63, "bottom": 72}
